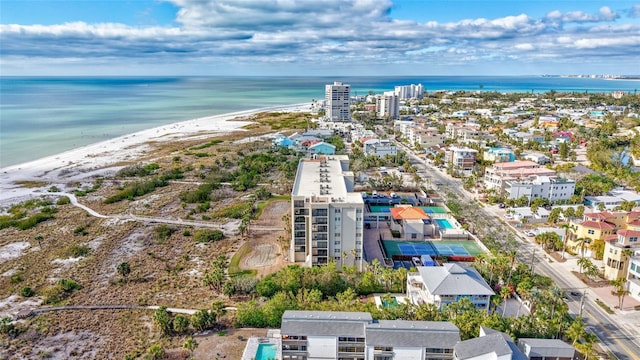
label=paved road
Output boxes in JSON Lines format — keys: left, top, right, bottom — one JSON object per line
{"left": 398, "top": 143, "right": 640, "bottom": 360}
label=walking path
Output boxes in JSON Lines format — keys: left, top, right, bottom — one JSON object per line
{"left": 17, "top": 304, "right": 237, "bottom": 319}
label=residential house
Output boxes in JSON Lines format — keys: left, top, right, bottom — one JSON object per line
{"left": 484, "top": 147, "right": 516, "bottom": 163}
{"left": 308, "top": 142, "right": 336, "bottom": 155}
{"left": 522, "top": 152, "right": 551, "bottom": 165}
{"left": 603, "top": 210, "right": 640, "bottom": 280}
{"left": 517, "top": 338, "right": 576, "bottom": 360}
{"left": 603, "top": 229, "right": 640, "bottom": 280}
{"left": 454, "top": 327, "right": 527, "bottom": 360}
{"left": 566, "top": 211, "right": 628, "bottom": 259}
{"left": 363, "top": 138, "right": 397, "bottom": 157}
{"left": 389, "top": 205, "right": 437, "bottom": 240}
{"left": 406, "top": 264, "right": 494, "bottom": 311}
{"left": 445, "top": 146, "right": 478, "bottom": 176}
{"left": 453, "top": 327, "right": 575, "bottom": 360}
{"left": 627, "top": 255, "right": 640, "bottom": 303}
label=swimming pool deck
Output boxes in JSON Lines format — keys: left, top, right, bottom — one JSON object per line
{"left": 241, "top": 333, "right": 282, "bottom": 360}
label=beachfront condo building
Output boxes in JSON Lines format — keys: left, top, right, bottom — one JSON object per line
{"left": 291, "top": 155, "right": 364, "bottom": 270}
{"left": 376, "top": 91, "right": 400, "bottom": 119}
{"left": 281, "top": 310, "right": 460, "bottom": 360}
{"left": 395, "top": 83, "right": 424, "bottom": 100}
{"left": 325, "top": 81, "right": 351, "bottom": 122}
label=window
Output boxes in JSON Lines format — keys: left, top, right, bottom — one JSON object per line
{"left": 631, "top": 237, "right": 638, "bottom": 243}
{"left": 587, "top": 229, "right": 595, "bottom": 235}
{"left": 335, "top": 249, "right": 341, "bottom": 253}
{"left": 335, "top": 233, "right": 341, "bottom": 238}
{"left": 335, "top": 241, "right": 341, "bottom": 245}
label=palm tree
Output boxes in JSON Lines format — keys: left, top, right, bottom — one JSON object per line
{"left": 610, "top": 278, "right": 630, "bottom": 310}
{"left": 577, "top": 256, "right": 592, "bottom": 275}
{"left": 500, "top": 286, "right": 512, "bottom": 317}
{"left": 566, "top": 317, "right": 587, "bottom": 346}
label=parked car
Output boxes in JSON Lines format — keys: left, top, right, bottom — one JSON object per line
{"left": 498, "top": 203, "right": 507, "bottom": 209}
{"left": 504, "top": 213, "right": 513, "bottom": 219}
{"left": 525, "top": 231, "right": 536, "bottom": 237}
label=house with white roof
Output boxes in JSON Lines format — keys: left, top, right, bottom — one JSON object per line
{"left": 406, "top": 264, "right": 494, "bottom": 311}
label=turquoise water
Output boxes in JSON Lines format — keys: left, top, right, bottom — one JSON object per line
{"left": 2, "top": 76, "right": 636, "bottom": 167}
{"left": 370, "top": 205, "right": 446, "bottom": 213}
{"left": 435, "top": 219, "right": 454, "bottom": 229}
{"left": 255, "top": 343, "right": 277, "bottom": 360}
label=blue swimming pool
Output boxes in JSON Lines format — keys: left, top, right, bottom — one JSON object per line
{"left": 255, "top": 343, "right": 277, "bottom": 360}
{"left": 435, "top": 219, "right": 453, "bottom": 229}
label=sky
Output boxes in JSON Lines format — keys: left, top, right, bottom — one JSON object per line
{"left": 1, "top": 0, "right": 639, "bottom": 76}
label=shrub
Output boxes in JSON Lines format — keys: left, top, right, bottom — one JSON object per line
{"left": 73, "top": 225, "right": 89, "bottom": 236}
{"left": 116, "top": 163, "right": 159, "bottom": 178}
{"left": 9, "top": 274, "right": 23, "bottom": 284}
{"left": 43, "top": 279, "right": 82, "bottom": 304}
{"left": 67, "top": 244, "right": 90, "bottom": 257}
{"left": 56, "top": 196, "right": 71, "bottom": 205}
{"left": 154, "top": 225, "right": 175, "bottom": 243}
{"left": 194, "top": 229, "right": 225, "bottom": 243}
{"left": 20, "top": 286, "right": 35, "bottom": 297}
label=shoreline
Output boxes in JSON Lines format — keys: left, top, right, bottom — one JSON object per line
{"left": 0, "top": 102, "right": 312, "bottom": 208}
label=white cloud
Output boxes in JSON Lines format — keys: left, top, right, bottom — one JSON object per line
{"left": 0, "top": 0, "right": 637, "bottom": 75}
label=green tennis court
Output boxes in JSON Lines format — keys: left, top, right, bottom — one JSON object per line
{"left": 383, "top": 240, "right": 484, "bottom": 257}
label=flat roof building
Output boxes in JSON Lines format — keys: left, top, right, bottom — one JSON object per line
{"left": 291, "top": 155, "right": 364, "bottom": 270}
{"left": 326, "top": 81, "right": 351, "bottom": 122}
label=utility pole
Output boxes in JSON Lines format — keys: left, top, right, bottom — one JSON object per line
{"left": 530, "top": 248, "right": 536, "bottom": 275}
{"left": 579, "top": 289, "right": 587, "bottom": 318}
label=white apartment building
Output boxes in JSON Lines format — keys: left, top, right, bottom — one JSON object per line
{"left": 291, "top": 155, "right": 364, "bottom": 270}
{"left": 395, "top": 83, "right": 424, "bottom": 100}
{"left": 325, "top": 81, "right": 351, "bottom": 122}
{"left": 504, "top": 176, "right": 576, "bottom": 202}
{"left": 280, "top": 311, "right": 460, "bottom": 360}
{"left": 409, "top": 126, "right": 445, "bottom": 149}
{"left": 484, "top": 161, "right": 556, "bottom": 191}
{"left": 376, "top": 91, "right": 400, "bottom": 119}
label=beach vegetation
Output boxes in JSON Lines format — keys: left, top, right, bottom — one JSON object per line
{"left": 56, "top": 196, "right": 71, "bottom": 205}
{"left": 73, "top": 225, "right": 89, "bottom": 236}
{"left": 43, "top": 278, "right": 82, "bottom": 304}
{"left": 73, "top": 178, "right": 104, "bottom": 196}
{"left": 245, "top": 111, "right": 315, "bottom": 130}
{"left": 154, "top": 224, "right": 175, "bottom": 243}
{"left": 66, "top": 244, "right": 90, "bottom": 257}
{"left": 213, "top": 202, "right": 253, "bottom": 219}
{"left": 193, "top": 229, "right": 225, "bottom": 243}
{"left": 190, "top": 139, "right": 223, "bottom": 150}
{"left": 179, "top": 181, "right": 220, "bottom": 203}
{"left": 14, "top": 180, "right": 48, "bottom": 188}
{"left": 20, "top": 286, "right": 35, "bottom": 297}
{"left": 116, "top": 163, "right": 159, "bottom": 178}
{"left": 103, "top": 168, "right": 184, "bottom": 203}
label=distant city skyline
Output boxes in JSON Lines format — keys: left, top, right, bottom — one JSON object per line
{"left": 1, "top": 0, "right": 639, "bottom": 76}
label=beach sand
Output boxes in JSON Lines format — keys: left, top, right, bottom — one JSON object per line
{"left": 0, "top": 102, "right": 311, "bottom": 209}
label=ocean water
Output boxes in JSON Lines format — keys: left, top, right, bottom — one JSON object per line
{"left": 1, "top": 76, "right": 637, "bottom": 168}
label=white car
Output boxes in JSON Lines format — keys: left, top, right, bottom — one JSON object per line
{"left": 525, "top": 231, "right": 536, "bottom": 237}
{"left": 504, "top": 213, "right": 513, "bottom": 219}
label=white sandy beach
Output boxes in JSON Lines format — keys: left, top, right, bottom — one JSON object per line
{"left": 0, "top": 102, "right": 311, "bottom": 209}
